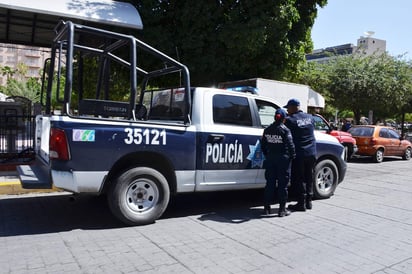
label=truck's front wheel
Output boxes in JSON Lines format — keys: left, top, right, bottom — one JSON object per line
{"left": 108, "top": 167, "right": 170, "bottom": 226}
{"left": 313, "top": 159, "right": 338, "bottom": 199}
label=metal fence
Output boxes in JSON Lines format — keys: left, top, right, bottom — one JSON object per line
{"left": 0, "top": 114, "right": 35, "bottom": 164}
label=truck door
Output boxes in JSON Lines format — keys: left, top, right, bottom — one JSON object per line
{"left": 196, "top": 92, "right": 264, "bottom": 191}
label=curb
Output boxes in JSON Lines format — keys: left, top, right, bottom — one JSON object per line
{"left": 0, "top": 165, "right": 59, "bottom": 196}
{"left": 0, "top": 180, "right": 60, "bottom": 195}
{"left": 0, "top": 177, "right": 61, "bottom": 195}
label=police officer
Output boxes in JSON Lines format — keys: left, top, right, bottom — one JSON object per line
{"left": 261, "top": 108, "right": 296, "bottom": 217}
{"left": 284, "top": 98, "right": 317, "bottom": 211}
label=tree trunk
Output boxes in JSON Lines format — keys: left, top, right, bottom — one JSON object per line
{"left": 401, "top": 111, "right": 406, "bottom": 139}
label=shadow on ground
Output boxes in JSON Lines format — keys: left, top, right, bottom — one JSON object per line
{"left": 0, "top": 189, "right": 268, "bottom": 236}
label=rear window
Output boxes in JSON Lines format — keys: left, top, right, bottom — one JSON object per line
{"left": 348, "top": 127, "right": 374, "bottom": 137}
{"left": 213, "top": 94, "right": 252, "bottom": 126}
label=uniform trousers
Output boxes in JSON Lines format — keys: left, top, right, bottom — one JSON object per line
{"left": 291, "top": 155, "right": 316, "bottom": 199}
{"left": 264, "top": 155, "right": 292, "bottom": 206}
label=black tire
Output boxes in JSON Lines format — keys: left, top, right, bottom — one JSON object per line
{"left": 373, "top": 149, "right": 384, "bottom": 163}
{"left": 403, "top": 147, "right": 412, "bottom": 160}
{"left": 345, "top": 144, "right": 354, "bottom": 162}
{"left": 313, "top": 159, "right": 338, "bottom": 199}
{"left": 108, "top": 167, "right": 170, "bottom": 226}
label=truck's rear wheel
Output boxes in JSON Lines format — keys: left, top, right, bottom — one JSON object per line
{"left": 108, "top": 167, "right": 170, "bottom": 226}
{"left": 373, "top": 149, "right": 384, "bottom": 163}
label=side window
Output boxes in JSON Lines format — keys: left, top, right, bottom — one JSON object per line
{"left": 388, "top": 129, "right": 400, "bottom": 139}
{"left": 379, "top": 128, "right": 390, "bottom": 138}
{"left": 213, "top": 94, "right": 252, "bottom": 126}
{"left": 255, "top": 99, "right": 278, "bottom": 128}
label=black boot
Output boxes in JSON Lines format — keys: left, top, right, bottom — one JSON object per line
{"left": 306, "top": 196, "right": 312, "bottom": 210}
{"left": 278, "top": 203, "right": 290, "bottom": 217}
{"left": 288, "top": 196, "right": 306, "bottom": 212}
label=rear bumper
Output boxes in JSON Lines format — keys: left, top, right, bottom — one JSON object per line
{"left": 17, "top": 159, "right": 53, "bottom": 189}
{"left": 17, "top": 158, "right": 106, "bottom": 193}
{"left": 353, "top": 146, "right": 378, "bottom": 156}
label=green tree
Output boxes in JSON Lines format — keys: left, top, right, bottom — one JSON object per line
{"left": 4, "top": 78, "right": 40, "bottom": 102}
{"left": 133, "top": 0, "right": 327, "bottom": 86}
{"left": 1, "top": 63, "right": 41, "bottom": 103}
{"left": 1, "top": 65, "right": 17, "bottom": 81}
{"left": 296, "top": 60, "right": 336, "bottom": 115}
{"left": 302, "top": 53, "right": 412, "bottom": 124}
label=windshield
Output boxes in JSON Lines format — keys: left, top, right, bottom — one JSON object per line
{"left": 312, "top": 115, "right": 330, "bottom": 131}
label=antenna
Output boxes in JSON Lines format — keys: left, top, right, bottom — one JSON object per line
{"left": 364, "top": 31, "right": 375, "bottom": 37}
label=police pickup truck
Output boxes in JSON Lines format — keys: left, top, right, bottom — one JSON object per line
{"left": 17, "top": 21, "right": 346, "bottom": 225}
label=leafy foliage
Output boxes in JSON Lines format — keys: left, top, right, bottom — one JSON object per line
{"left": 298, "top": 54, "right": 412, "bottom": 124}
{"left": 133, "top": 0, "right": 326, "bottom": 86}
{"left": 4, "top": 78, "right": 41, "bottom": 103}
{"left": 1, "top": 63, "right": 41, "bottom": 103}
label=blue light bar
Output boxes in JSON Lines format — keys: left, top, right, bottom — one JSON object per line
{"left": 226, "top": 86, "right": 259, "bottom": 94}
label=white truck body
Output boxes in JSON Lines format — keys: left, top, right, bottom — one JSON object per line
{"left": 219, "top": 78, "right": 325, "bottom": 112}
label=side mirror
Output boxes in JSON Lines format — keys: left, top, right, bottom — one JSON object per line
{"left": 326, "top": 127, "right": 332, "bottom": 134}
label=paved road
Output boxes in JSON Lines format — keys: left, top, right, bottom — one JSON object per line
{"left": 1, "top": 157, "right": 412, "bottom": 273}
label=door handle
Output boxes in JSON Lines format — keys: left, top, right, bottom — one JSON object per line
{"left": 207, "top": 134, "right": 225, "bottom": 143}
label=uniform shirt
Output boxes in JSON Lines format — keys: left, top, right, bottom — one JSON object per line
{"left": 285, "top": 110, "right": 317, "bottom": 157}
{"left": 261, "top": 122, "right": 296, "bottom": 160}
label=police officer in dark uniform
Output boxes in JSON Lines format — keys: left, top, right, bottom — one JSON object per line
{"left": 261, "top": 108, "right": 296, "bottom": 217}
{"left": 284, "top": 98, "right": 317, "bottom": 211}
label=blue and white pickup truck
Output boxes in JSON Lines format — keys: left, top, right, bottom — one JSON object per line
{"left": 17, "top": 21, "right": 346, "bottom": 225}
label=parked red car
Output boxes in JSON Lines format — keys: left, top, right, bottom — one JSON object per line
{"left": 348, "top": 125, "right": 412, "bottom": 163}
{"left": 312, "top": 114, "right": 357, "bottom": 161}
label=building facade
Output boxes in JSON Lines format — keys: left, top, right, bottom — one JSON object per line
{"left": 0, "top": 43, "right": 51, "bottom": 86}
{"left": 306, "top": 35, "right": 386, "bottom": 63}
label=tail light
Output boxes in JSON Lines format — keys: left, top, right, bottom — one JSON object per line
{"left": 370, "top": 138, "right": 377, "bottom": 146}
{"left": 49, "top": 128, "right": 70, "bottom": 160}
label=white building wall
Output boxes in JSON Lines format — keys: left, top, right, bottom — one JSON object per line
{"left": 357, "top": 36, "right": 386, "bottom": 55}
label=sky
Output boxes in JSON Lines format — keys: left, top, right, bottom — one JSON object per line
{"left": 311, "top": 0, "right": 412, "bottom": 59}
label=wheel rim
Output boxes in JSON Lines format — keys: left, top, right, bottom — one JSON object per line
{"left": 316, "top": 166, "right": 334, "bottom": 194}
{"left": 406, "top": 148, "right": 411, "bottom": 159}
{"left": 376, "top": 150, "right": 384, "bottom": 162}
{"left": 125, "top": 178, "right": 159, "bottom": 214}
